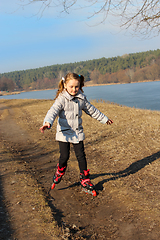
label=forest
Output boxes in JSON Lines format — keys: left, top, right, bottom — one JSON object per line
{"left": 0, "top": 49, "right": 160, "bottom": 92}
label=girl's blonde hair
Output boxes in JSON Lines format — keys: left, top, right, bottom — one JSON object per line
{"left": 55, "top": 72, "right": 84, "bottom": 99}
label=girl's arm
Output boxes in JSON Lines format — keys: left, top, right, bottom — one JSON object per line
{"left": 83, "top": 97, "right": 113, "bottom": 124}
{"left": 39, "top": 97, "right": 63, "bottom": 132}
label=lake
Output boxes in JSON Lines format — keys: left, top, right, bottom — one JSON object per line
{"left": 1, "top": 81, "right": 160, "bottom": 111}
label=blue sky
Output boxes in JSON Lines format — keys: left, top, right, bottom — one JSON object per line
{"left": 0, "top": 0, "right": 160, "bottom": 74}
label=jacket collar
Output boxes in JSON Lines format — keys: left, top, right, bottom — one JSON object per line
{"left": 62, "top": 89, "right": 85, "bottom": 100}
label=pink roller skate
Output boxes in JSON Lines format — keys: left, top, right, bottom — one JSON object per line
{"left": 51, "top": 164, "right": 66, "bottom": 189}
{"left": 80, "top": 169, "right": 97, "bottom": 196}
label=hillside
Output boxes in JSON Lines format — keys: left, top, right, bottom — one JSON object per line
{"left": 0, "top": 49, "right": 160, "bottom": 91}
{"left": 0, "top": 99, "right": 160, "bottom": 239}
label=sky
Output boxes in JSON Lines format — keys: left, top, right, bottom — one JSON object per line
{"left": 0, "top": 0, "right": 160, "bottom": 74}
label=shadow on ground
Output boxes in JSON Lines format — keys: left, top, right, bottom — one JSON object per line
{"left": 94, "top": 151, "right": 160, "bottom": 191}
{"left": 0, "top": 175, "right": 13, "bottom": 239}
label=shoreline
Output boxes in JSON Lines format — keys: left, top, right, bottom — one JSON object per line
{"left": 84, "top": 79, "right": 160, "bottom": 87}
{"left": 1, "top": 79, "right": 160, "bottom": 96}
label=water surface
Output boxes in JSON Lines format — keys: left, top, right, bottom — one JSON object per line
{"left": 1, "top": 81, "right": 160, "bottom": 111}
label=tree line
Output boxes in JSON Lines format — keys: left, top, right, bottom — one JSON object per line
{"left": 1, "top": 49, "right": 160, "bottom": 92}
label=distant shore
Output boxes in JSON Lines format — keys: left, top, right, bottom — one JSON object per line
{"left": 84, "top": 79, "right": 160, "bottom": 87}
{"left": 0, "top": 91, "right": 21, "bottom": 96}
{"left": 1, "top": 79, "right": 159, "bottom": 96}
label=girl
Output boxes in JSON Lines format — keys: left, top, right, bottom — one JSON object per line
{"left": 40, "top": 73, "right": 113, "bottom": 195}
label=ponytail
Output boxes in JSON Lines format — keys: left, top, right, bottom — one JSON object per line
{"left": 78, "top": 75, "right": 84, "bottom": 92}
{"left": 55, "top": 79, "right": 65, "bottom": 99}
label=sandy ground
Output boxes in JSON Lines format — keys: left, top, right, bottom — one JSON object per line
{"left": 0, "top": 99, "right": 160, "bottom": 240}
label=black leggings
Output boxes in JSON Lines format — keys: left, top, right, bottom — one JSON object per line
{"left": 58, "top": 141, "right": 87, "bottom": 173}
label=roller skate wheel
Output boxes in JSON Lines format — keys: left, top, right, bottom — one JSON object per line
{"left": 92, "top": 190, "right": 97, "bottom": 197}
{"left": 51, "top": 183, "right": 55, "bottom": 189}
{"left": 82, "top": 188, "right": 97, "bottom": 196}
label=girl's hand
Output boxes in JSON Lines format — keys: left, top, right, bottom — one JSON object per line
{"left": 107, "top": 119, "right": 113, "bottom": 125}
{"left": 39, "top": 122, "right": 51, "bottom": 133}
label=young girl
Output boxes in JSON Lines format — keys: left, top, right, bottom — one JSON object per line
{"left": 40, "top": 73, "right": 113, "bottom": 195}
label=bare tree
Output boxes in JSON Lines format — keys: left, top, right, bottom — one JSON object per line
{"left": 0, "top": 77, "right": 15, "bottom": 91}
{"left": 125, "top": 68, "right": 135, "bottom": 82}
{"left": 21, "top": 0, "right": 160, "bottom": 37}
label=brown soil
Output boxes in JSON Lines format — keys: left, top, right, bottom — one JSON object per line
{"left": 0, "top": 99, "right": 160, "bottom": 240}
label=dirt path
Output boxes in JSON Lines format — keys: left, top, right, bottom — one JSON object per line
{"left": 0, "top": 104, "right": 59, "bottom": 240}
{"left": 0, "top": 100, "right": 160, "bottom": 239}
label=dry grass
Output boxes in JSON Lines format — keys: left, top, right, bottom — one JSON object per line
{"left": 1, "top": 98, "right": 160, "bottom": 238}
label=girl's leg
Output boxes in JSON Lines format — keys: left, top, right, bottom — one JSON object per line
{"left": 73, "top": 141, "right": 96, "bottom": 194}
{"left": 73, "top": 141, "right": 87, "bottom": 173}
{"left": 59, "top": 141, "right": 70, "bottom": 168}
{"left": 52, "top": 141, "right": 70, "bottom": 187}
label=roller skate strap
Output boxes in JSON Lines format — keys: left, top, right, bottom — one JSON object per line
{"left": 81, "top": 178, "right": 90, "bottom": 184}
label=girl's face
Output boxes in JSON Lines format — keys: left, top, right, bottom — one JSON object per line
{"left": 64, "top": 79, "right": 80, "bottom": 96}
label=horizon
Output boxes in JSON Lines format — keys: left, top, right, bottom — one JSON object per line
{"left": 1, "top": 48, "right": 160, "bottom": 75}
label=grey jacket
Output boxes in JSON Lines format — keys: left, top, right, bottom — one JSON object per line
{"left": 43, "top": 89, "right": 108, "bottom": 143}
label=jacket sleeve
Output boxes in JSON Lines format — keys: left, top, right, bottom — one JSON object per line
{"left": 43, "top": 97, "right": 63, "bottom": 127}
{"left": 82, "top": 97, "right": 108, "bottom": 124}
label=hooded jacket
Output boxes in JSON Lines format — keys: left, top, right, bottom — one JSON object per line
{"left": 43, "top": 89, "right": 108, "bottom": 143}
